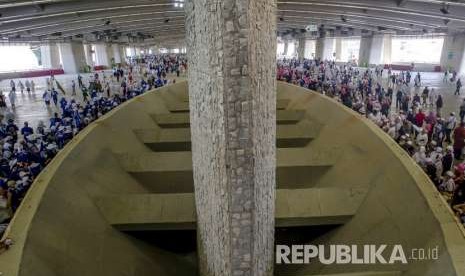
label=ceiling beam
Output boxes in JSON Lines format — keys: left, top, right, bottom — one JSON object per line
{"left": 397, "top": 0, "right": 409, "bottom": 7}
{"left": 278, "top": 17, "right": 415, "bottom": 31}
{"left": 279, "top": 12, "right": 437, "bottom": 30}
{"left": 278, "top": 0, "right": 465, "bottom": 23}
{"left": 0, "top": 0, "right": 463, "bottom": 43}
{"left": 60, "top": 24, "right": 186, "bottom": 39}
{"left": 0, "top": 1, "right": 177, "bottom": 24}
{"left": 0, "top": 10, "right": 184, "bottom": 35}
{"left": 14, "top": 17, "right": 185, "bottom": 37}
{"left": 0, "top": 0, "right": 76, "bottom": 9}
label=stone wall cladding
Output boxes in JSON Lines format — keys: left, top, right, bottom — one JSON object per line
{"left": 186, "top": 0, "right": 276, "bottom": 275}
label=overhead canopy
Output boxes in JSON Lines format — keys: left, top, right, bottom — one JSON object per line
{"left": 0, "top": 0, "right": 463, "bottom": 45}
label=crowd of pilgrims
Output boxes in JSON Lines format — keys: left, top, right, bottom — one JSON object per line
{"left": 278, "top": 58, "right": 465, "bottom": 226}
{"left": 1, "top": 53, "right": 465, "bottom": 238}
{"left": 0, "top": 54, "right": 187, "bottom": 237}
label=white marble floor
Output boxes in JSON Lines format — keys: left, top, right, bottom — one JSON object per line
{"left": 0, "top": 71, "right": 186, "bottom": 129}
{"left": 0, "top": 70, "right": 461, "bottom": 130}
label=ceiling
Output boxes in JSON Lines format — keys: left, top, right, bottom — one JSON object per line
{"left": 0, "top": 0, "right": 464, "bottom": 46}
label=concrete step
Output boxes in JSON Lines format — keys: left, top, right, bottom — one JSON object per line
{"left": 151, "top": 113, "right": 190, "bottom": 128}
{"left": 119, "top": 151, "right": 193, "bottom": 193}
{"left": 134, "top": 123, "right": 316, "bottom": 152}
{"left": 167, "top": 102, "right": 190, "bottom": 113}
{"left": 95, "top": 188, "right": 365, "bottom": 231}
{"left": 276, "top": 187, "right": 366, "bottom": 227}
{"left": 118, "top": 148, "right": 336, "bottom": 193}
{"left": 135, "top": 128, "right": 192, "bottom": 152}
{"left": 167, "top": 99, "right": 291, "bottom": 113}
{"left": 152, "top": 109, "right": 306, "bottom": 129}
{"left": 277, "top": 99, "right": 291, "bottom": 110}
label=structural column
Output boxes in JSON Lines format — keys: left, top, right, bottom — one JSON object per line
{"left": 306, "top": 40, "right": 316, "bottom": 58}
{"left": 316, "top": 37, "right": 335, "bottom": 60}
{"left": 283, "top": 40, "right": 289, "bottom": 56}
{"left": 335, "top": 37, "right": 342, "bottom": 61}
{"left": 186, "top": 0, "right": 276, "bottom": 275}
{"left": 383, "top": 34, "right": 392, "bottom": 65}
{"left": 83, "top": 44, "right": 94, "bottom": 67}
{"left": 40, "top": 43, "right": 61, "bottom": 69}
{"left": 119, "top": 45, "right": 127, "bottom": 63}
{"left": 106, "top": 45, "right": 115, "bottom": 66}
{"left": 297, "top": 37, "right": 305, "bottom": 60}
{"left": 94, "top": 44, "right": 110, "bottom": 67}
{"left": 358, "top": 34, "right": 391, "bottom": 66}
{"left": 368, "top": 34, "right": 385, "bottom": 65}
{"left": 126, "top": 46, "right": 135, "bottom": 58}
{"left": 58, "top": 42, "right": 86, "bottom": 74}
{"left": 132, "top": 46, "right": 138, "bottom": 57}
{"left": 315, "top": 37, "right": 325, "bottom": 59}
{"left": 111, "top": 44, "right": 121, "bottom": 64}
{"left": 359, "top": 36, "right": 374, "bottom": 67}
{"left": 440, "top": 35, "right": 465, "bottom": 74}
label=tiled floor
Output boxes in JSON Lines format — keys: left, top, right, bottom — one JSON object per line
{"left": 0, "top": 70, "right": 462, "bottom": 130}
{"left": 387, "top": 71, "right": 463, "bottom": 117}
{"left": 0, "top": 71, "right": 186, "bottom": 129}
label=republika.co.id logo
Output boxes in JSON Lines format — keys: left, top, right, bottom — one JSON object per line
{"left": 276, "top": 244, "right": 439, "bottom": 265}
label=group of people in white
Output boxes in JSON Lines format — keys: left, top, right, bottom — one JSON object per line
{"left": 0, "top": 54, "right": 186, "bottom": 238}
{"left": 278, "top": 58, "right": 465, "bottom": 226}
{"left": 0, "top": 79, "right": 36, "bottom": 109}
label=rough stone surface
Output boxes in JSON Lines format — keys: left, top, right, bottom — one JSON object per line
{"left": 185, "top": 0, "right": 277, "bottom": 275}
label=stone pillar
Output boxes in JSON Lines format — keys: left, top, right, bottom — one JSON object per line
{"left": 58, "top": 42, "right": 86, "bottom": 74}
{"left": 297, "top": 37, "right": 306, "bottom": 60}
{"left": 135, "top": 47, "right": 142, "bottom": 56}
{"left": 335, "top": 37, "right": 342, "bottom": 61}
{"left": 440, "top": 35, "right": 465, "bottom": 74}
{"left": 40, "top": 44, "right": 61, "bottom": 69}
{"left": 186, "top": 0, "right": 276, "bottom": 275}
{"left": 95, "top": 44, "right": 110, "bottom": 66}
{"left": 359, "top": 36, "right": 373, "bottom": 67}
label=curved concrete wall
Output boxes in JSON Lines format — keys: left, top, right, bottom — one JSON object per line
{"left": 276, "top": 82, "right": 465, "bottom": 276}
{"left": 0, "top": 82, "right": 196, "bottom": 276}
{"left": 0, "top": 81, "right": 464, "bottom": 276}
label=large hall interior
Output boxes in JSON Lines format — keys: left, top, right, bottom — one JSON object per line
{"left": 1, "top": 0, "right": 465, "bottom": 275}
